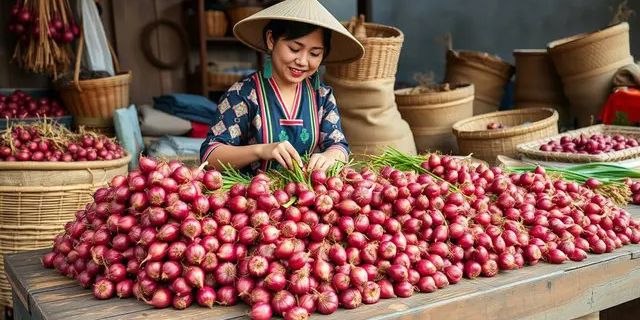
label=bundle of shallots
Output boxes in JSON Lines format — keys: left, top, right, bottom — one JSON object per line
{"left": 9, "top": 0, "right": 79, "bottom": 76}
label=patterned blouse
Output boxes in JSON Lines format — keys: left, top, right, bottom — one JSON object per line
{"left": 200, "top": 72, "right": 350, "bottom": 174}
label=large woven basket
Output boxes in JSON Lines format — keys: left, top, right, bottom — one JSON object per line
{"left": 0, "top": 154, "right": 131, "bottom": 307}
{"left": 396, "top": 83, "right": 474, "bottom": 153}
{"left": 547, "top": 22, "right": 633, "bottom": 128}
{"left": 445, "top": 50, "right": 514, "bottom": 115}
{"left": 516, "top": 124, "right": 640, "bottom": 163}
{"left": 325, "top": 22, "right": 404, "bottom": 81}
{"left": 452, "top": 108, "right": 559, "bottom": 164}
{"left": 513, "top": 49, "right": 570, "bottom": 128}
{"left": 56, "top": 32, "right": 132, "bottom": 132}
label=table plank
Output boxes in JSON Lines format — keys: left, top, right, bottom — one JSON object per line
{"left": 24, "top": 245, "right": 640, "bottom": 320}
{"left": 7, "top": 206, "right": 640, "bottom": 320}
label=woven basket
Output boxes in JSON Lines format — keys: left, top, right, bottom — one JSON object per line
{"left": 226, "top": 6, "right": 263, "bottom": 27}
{"left": 547, "top": 22, "right": 633, "bottom": 128}
{"left": 206, "top": 11, "right": 228, "bottom": 37}
{"left": 0, "top": 154, "right": 131, "bottom": 307}
{"left": 325, "top": 22, "right": 404, "bottom": 81}
{"left": 445, "top": 50, "right": 514, "bottom": 115}
{"left": 56, "top": 32, "right": 132, "bottom": 132}
{"left": 513, "top": 49, "right": 570, "bottom": 128}
{"left": 396, "top": 83, "right": 474, "bottom": 153}
{"left": 452, "top": 108, "right": 558, "bottom": 164}
{"left": 208, "top": 71, "right": 243, "bottom": 90}
{"left": 516, "top": 124, "right": 640, "bottom": 163}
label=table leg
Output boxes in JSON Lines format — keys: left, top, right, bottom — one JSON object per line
{"left": 573, "top": 312, "right": 599, "bottom": 320}
{"left": 600, "top": 298, "right": 640, "bottom": 320}
{"left": 10, "top": 292, "right": 29, "bottom": 320}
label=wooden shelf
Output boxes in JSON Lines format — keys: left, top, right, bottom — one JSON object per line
{"left": 206, "top": 36, "right": 240, "bottom": 43}
{"left": 209, "top": 85, "right": 229, "bottom": 92}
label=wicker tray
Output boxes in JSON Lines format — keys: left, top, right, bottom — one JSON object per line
{"left": 516, "top": 124, "right": 640, "bottom": 163}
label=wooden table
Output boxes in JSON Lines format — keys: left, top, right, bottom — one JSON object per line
{"left": 5, "top": 207, "right": 640, "bottom": 320}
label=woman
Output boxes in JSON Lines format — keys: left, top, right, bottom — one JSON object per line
{"left": 200, "top": 0, "right": 364, "bottom": 174}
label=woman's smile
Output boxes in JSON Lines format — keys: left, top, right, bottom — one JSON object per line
{"left": 289, "top": 67, "right": 306, "bottom": 78}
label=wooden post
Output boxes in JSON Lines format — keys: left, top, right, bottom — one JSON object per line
{"left": 197, "top": 0, "right": 207, "bottom": 96}
{"left": 357, "top": 0, "right": 371, "bottom": 21}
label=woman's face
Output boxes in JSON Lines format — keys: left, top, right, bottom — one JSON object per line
{"left": 266, "top": 28, "right": 324, "bottom": 87}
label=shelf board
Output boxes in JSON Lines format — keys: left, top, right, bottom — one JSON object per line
{"left": 206, "top": 36, "right": 240, "bottom": 43}
{"left": 208, "top": 85, "right": 230, "bottom": 92}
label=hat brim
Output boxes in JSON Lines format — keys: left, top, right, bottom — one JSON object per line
{"left": 233, "top": 17, "right": 365, "bottom": 64}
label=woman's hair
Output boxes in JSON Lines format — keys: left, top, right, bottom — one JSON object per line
{"left": 263, "top": 20, "right": 332, "bottom": 60}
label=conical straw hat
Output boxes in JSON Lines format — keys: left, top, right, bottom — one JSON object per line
{"left": 233, "top": 0, "right": 365, "bottom": 64}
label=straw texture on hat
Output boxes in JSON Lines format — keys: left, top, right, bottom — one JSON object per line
{"left": 233, "top": 0, "right": 365, "bottom": 63}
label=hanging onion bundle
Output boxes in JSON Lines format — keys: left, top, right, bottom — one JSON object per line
{"left": 9, "top": 0, "right": 79, "bottom": 76}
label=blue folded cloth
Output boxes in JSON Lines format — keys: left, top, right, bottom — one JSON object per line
{"left": 165, "top": 136, "right": 205, "bottom": 154}
{"left": 148, "top": 139, "right": 177, "bottom": 157}
{"left": 147, "top": 136, "right": 205, "bottom": 158}
{"left": 113, "top": 105, "right": 143, "bottom": 170}
{"left": 153, "top": 93, "right": 217, "bottom": 125}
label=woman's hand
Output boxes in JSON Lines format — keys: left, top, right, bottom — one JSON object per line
{"left": 307, "top": 149, "right": 346, "bottom": 172}
{"left": 258, "top": 141, "right": 303, "bottom": 169}
{"left": 307, "top": 153, "right": 334, "bottom": 172}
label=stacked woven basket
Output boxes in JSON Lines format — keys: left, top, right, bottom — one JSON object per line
{"left": 395, "top": 83, "right": 474, "bottom": 154}
{"left": 324, "top": 16, "right": 416, "bottom": 158}
{"left": 445, "top": 50, "right": 514, "bottom": 115}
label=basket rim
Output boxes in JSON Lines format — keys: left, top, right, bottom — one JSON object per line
{"left": 0, "top": 152, "right": 131, "bottom": 170}
{"left": 513, "top": 49, "right": 548, "bottom": 56}
{"left": 55, "top": 71, "right": 132, "bottom": 90}
{"left": 515, "top": 124, "right": 640, "bottom": 163}
{"left": 395, "top": 83, "right": 474, "bottom": 98}
{"left": 0, "top": 183, "right": 101, "bottom": 192}
{"left": 394, "top": 87, "right": 475, "bottom": 110}
{"left": 447, "top": 50, "right": 514, "bottom": 79}
{"left": 343, "top": 21, "right": 404, "bottom": 40}
{"left": 452, "top": 107, "right": 559, "bottom": 139}
{"left": 547, "top": 22, "right": 629, "bottom": 52}
{"left": 0, "top": 115, "right": 73, "bottom": 122}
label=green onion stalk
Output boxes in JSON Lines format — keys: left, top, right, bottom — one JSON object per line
{"left": 365, "top": 147, "right": 462, "bottom": 193}
{"left": 217, "top": 153, "right": 351, "bottom": 192}
{"left": 505, "top": 163, "right": 640, "bottom": 206}
{"left": 267, "top": 154, "right": 351, "bottom": 191}
{"left": 217, "top": 161, "right": 252, "bottom": 191}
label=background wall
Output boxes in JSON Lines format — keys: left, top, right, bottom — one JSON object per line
{"left": 1, "top": 0, "right": 638, "bottom": 104}
{"left": 360, "top": 0, "right": 640, "bottom": 84}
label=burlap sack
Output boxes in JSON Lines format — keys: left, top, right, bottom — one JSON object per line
{"left": 612, "top": 63, "right": 640, "bottom": 89}
{"left": 324, "top": 73, "right": 416, "bottom": 158}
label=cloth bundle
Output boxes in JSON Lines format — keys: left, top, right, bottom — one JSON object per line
{"left": 153, "top": 93, "right": 218, "bottom": 125}
{"left": 147, "top": 136, "right": 206, "bottom": 157}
